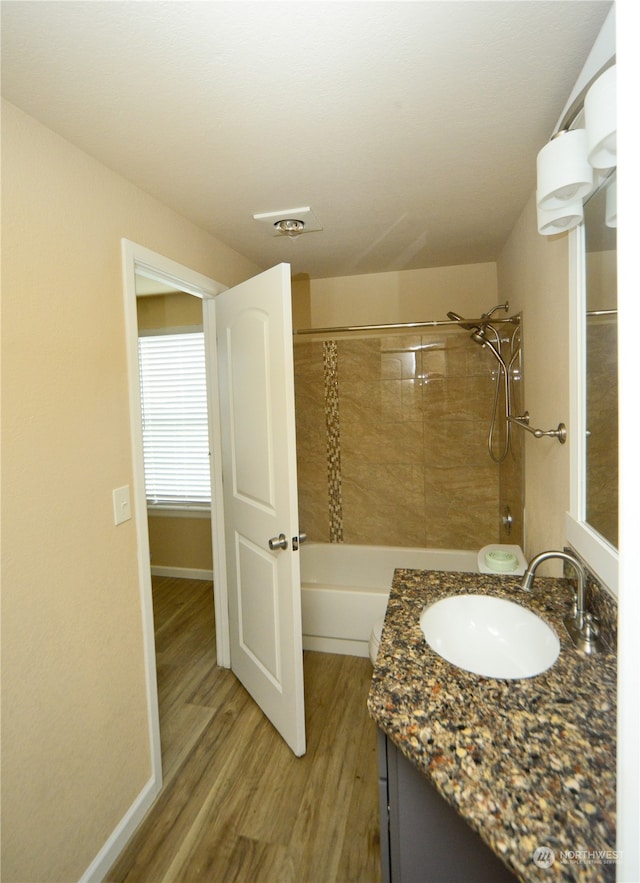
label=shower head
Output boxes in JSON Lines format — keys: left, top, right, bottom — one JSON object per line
{"left": 470, "top": 328, "right": 487, "bottom": 345}
{"left": 447, "top": 311, "right": 479, "bottom": 331}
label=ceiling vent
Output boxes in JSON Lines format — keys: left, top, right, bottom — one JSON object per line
{"left": 253, "top": 206, "right": 323, "bottom": 238}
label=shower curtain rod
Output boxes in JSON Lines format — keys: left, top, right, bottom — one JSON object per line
{"left": 293, "top": 315, "right": 520, "bottom": 336}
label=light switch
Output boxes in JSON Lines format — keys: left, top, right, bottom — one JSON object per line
{"left": 113, "top": 485, "right": 132, "bottom": 525}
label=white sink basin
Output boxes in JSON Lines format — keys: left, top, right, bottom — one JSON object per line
{"left": 420, "top": 594, "right": 560, "bottom": 679}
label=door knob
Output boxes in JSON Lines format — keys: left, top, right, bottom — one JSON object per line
{"left": 292, "top": 533, "right": 307, "bottom": 551}
{"left": 268, "top": 533, "right": 288, "bottom": 551}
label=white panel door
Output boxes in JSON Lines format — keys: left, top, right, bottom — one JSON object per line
{"left": 216, "top": 264, "right": 305, "bottom": 756}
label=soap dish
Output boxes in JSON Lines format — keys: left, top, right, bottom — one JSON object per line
{"left": 485, "top": 549, "right": 518, "bottom": 572}
{"left": 478, "top": 544, "right": 528, "bottom": 576}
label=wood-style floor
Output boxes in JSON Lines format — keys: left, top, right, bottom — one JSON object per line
{"left": 106, "top": 576, "right": 381, "bottom": 883}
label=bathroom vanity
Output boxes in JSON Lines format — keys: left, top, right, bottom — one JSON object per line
{"left": 377, "top": 728, "right": 517, "bottom": 882}
{"left": 368, "top": 568, "right": 617, "bottom": 882}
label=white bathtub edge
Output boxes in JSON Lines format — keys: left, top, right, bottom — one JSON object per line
{"left": 299, "top": 543, "right": 481, "bottom": 659}
{"left": 302, "top": 635, "right": 370, "bottom": 658}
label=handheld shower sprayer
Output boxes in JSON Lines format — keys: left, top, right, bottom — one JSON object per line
{"left": 446, "top": 302, "right": 519, "bottom": 464}
{"left": 470, "top": 327, "right": 504, "bottom": 365}
{"left": 470, "top": 327, "right": 487, "bottom": 345}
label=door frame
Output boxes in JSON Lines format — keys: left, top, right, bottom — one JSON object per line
{"left": 121, "top": 239, "right": 231, "bottom": 786}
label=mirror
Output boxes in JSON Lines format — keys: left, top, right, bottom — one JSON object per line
{"left": 584, "top": 172, "right": 617, "bottom": 549}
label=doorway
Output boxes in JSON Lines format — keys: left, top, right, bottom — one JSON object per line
{"left": 122, "top": 240, "right": 230, "bottom": 789}
{"left": 122, "top": 242, "right": 307, "bottom": 790}
{"left": 136, "top": 281, "right": 220, "bottom": 776}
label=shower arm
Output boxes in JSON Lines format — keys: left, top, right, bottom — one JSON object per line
{"left": 508, "top": 412, "right": 567, "bottom": 444}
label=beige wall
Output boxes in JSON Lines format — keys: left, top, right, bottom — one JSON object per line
{"left": 497, "top": 193, "right": 571, "bottom": 575}
{"left": 307, "top": 262, "right": 499, "bottom": 328}
{"left": 136, "top": 289, "right": 204, "bottom": 329}
{"left": 291, "top": 273, "right": 312, "bottom": 329}
{"left": 148, "top": 515, "right": 213, "bottom": 571}
{"left": 1, "top": 100, "right": 260, "bottom": 882}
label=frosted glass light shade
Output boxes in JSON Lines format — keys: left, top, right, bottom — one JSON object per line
{"left": 536, "top": 129, "right": 593, "bottom": 210}
{"left": 537, "top": 198, "right": 584, "bottom": 236}
{"left": 585, "top": 65, "right": 616, "bottom": 170}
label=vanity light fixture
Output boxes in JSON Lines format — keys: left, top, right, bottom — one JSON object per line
{"left": 536, "top": 63, "right": 616, "bottom": 236}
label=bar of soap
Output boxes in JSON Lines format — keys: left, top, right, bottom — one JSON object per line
{"left": 485, "top": 549, "right": 518, "bottom": 572}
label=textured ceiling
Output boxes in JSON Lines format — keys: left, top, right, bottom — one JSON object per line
{"left": 1, "top": 1, "right": 612, "bottom": 278}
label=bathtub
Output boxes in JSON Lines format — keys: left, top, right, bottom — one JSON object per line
{"left": 300, "top": 542, "right": 479, "bottom": 658}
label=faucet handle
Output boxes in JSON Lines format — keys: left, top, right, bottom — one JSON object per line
{"left": 564, "top": 610, "right": 606, "bottom": 655}
{"left": 568, "top": 592, "right": 578, "bottom": 618}
{"left": 583, "top": 612, "right": 600, "bottom": 637}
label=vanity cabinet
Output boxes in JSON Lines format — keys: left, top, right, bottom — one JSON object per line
{"left": 377, "top": 731, "right": 517, "bottom": 883}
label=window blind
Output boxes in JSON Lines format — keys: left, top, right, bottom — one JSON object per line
{"left": 138, "top": 332, "right": 211, "bottom": 504}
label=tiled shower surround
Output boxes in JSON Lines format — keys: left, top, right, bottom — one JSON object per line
{"left": 293, "top": 327, "right": 524, "bottom": 550}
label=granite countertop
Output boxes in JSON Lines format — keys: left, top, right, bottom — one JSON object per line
{"left": 367, "top": 568, "right": 617, "bottom": 883}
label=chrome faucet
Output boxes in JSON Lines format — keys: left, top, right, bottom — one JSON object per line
{"left": 521, "top": 550, "right": 586, "bottom": 620}
{"left": 520, "top": 550, "right": 604, "bottom": 654}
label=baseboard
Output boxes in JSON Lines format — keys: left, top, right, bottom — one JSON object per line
{"left": 150, "top": 565, "right": 214, "bottom": 581}
{"left": 303, "top": 634, "right": 370, "bottom": 658}
{"left": 79, "top": 774, "right": 161, "bottom": 883}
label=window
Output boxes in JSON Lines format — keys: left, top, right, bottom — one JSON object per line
{"left": 138, "top": 332, "right": 211, "bottom": 506}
